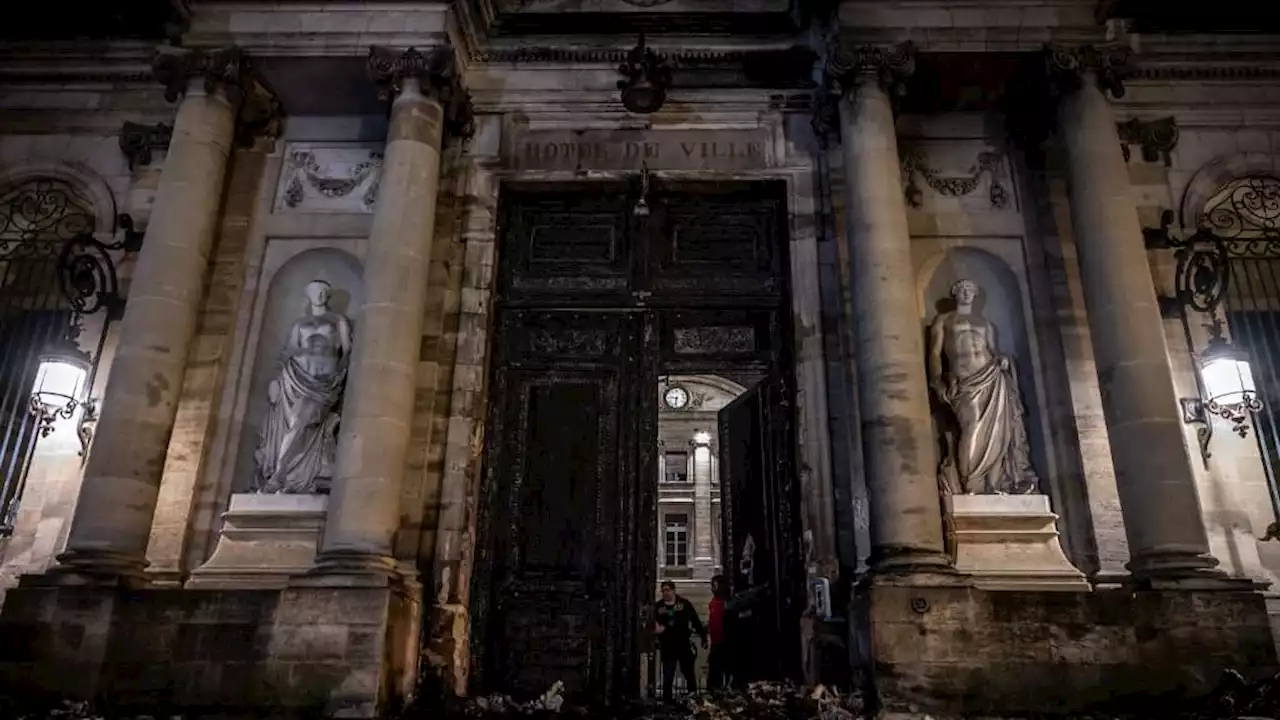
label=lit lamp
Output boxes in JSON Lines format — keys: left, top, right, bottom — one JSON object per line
{"left": 1198, "top": 332, "right": 1262, "bottom": 433}
{"left": 1181, "top": 320, "right": 1263, "bottom": 452}
{"left": 27, "top": 335, "right": 94, "bottom": 444}
{"left": 692, "top": 430, "right": 711, "bottom": 447}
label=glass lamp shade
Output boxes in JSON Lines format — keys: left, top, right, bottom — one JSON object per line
{"left": 31, "top": 352, "right": 90, "bottom": 413}
{"left": 1200, "top": 339, "right": 1257, "bottom": 408}
{"left": 692, "top": 430, "right": 711, "bottom": 446}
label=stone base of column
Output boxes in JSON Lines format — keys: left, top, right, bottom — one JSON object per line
{"left": 292, "top": 549, "right": 402, "bottom": 588}
{"left": 1124, "top": 547, "right": 1252, "bottom": 589}
{"left": 29, "top": 550, "right": 150, "bottom": 589}
{"left": 867, "top": 547, "right": 961, "bottom": 587}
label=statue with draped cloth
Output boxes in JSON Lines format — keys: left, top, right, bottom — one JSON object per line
{"left": 928, "top": 279, "right": 1039, "bottom": 496}
{"left": 253, "top": 279, "right": 353, "bottom": 494}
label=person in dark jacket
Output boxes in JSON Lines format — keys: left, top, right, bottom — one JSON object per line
{"left": 654, "top": 580, "right": 706, "bottom": 700}
{"left": 705, "top": 574, "right": 730, "bottom": 690}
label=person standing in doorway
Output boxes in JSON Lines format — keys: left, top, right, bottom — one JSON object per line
{"left": 706, "top": 574, "right": 730, "bottom": 690}
{"left": 654, "top": 580, "right": 706, "bottom": 700}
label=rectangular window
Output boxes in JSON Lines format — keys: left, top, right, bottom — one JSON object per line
{"left": 664, "top": 513, "right": 689, "bottom": 567}
{"left": 663, "top": 451, "right": 688, "bottom": 483}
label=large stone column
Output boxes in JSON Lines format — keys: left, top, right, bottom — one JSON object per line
{"left": 692, "top": 436, "right": 714, "bottom": 567}
{"left": 829, "top": 43, "right": 951, "bottom": 576}
{"left": 49, "top": 48, "right": 272, "bottom": 585}
{"left": 1048, "top": 46, "right": 1222, "bottom": 581}
{"left": 306, "top": 46, "right": 472, "bottom": 581}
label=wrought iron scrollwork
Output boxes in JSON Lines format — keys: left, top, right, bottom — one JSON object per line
{"left": 1146, "top": 176, "right": 1280, "bottom": 466}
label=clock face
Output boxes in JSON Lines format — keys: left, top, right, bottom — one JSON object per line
{"left": 664, "top": 386, "right": 690, "bottom": 409}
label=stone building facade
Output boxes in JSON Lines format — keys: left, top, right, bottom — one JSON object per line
{"left": 0, "top": 0, "right": 1279, "bottom": 716}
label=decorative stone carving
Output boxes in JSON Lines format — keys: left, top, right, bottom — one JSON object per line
{"left": 1044, "top": 43, "right": 1133, "bottom": 100}
{"left": 253, "top": 280, "right": 353, "bottom": 495}
{"left": 273, "top": 144, "right": 383, "bottom": 213}
{"left": 1117, "top": 116, "right": 1179, "bottom": 166}
{"left": 151, "top": 45, "right": 283, "bottom": 148}
{"left": 617, "top": 34, "right": 672, "bottom": 114}
{"left": 927, "top": 279, "right": 1040, "bottom": 496}
{"left": 118, "top": 121, "right": 172, "bottom": 171}
{"left": 901, "top": 147, "right": 1009, "bottom": 209}
{"left": 367, "top": 45, "right": 475, "bottom": 139}
{"left": 826, "top": 39, "right": 915, "bottom": 96}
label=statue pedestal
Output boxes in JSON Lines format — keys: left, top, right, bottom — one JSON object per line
{"left": 186, "top": 493, "right": 327, "bottom": 589}
{"left": 946, "top": 494, "right": 1090, "bottom": 591}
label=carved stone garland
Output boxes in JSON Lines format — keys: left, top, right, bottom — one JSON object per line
{"left": 282, "top": 150, "right": 383, "bottom": 210}
{"left": 901, "top": 148, "right": 1009, "bottom": 209}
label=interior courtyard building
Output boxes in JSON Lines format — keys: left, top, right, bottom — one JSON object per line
{"left": 5, "top": 0, "right": 1280, "bottom": 716}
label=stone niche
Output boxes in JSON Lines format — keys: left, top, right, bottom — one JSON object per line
{"left": 189, "top": 245, "right": 363, "bottom": 589}
{"left": 919, "top": 246, "right": 1044, "bottom": 487}
{"left": 233, "top": 246, "right": 363, "bottom": 496}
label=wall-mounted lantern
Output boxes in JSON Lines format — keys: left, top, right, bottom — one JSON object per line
{"left": 27, "top": 215, "right": 143, "bottom": 455}
{"left": 1180, "top": 316, "right": 1262, "bottom": 446}
{"left": 617, "top": 34, "right": 671, "bottom": 115}
{"left": 1146, "top": 208, "right": 1263, "bottom": 463}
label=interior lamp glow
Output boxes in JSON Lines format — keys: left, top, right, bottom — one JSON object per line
{"left": 1190, "top": 330, "right": 1263, "bottom": 440}
{"left": 693, "top": 430, "right": 711, "bottom": 446}
{"left": 1200, "top": 336, "right": 1257, "bottom": 410}
{"left": 28, "top": 344, "right": 91, "bottom": 437}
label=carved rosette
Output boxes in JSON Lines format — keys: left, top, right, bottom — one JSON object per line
{"left": 151, "top": 46, "right": 283, "bottom": 148}
{"left": 826, "top": 39, "right": 915, "bottom": 97}
{"left": 1044, "top": 43, "right": 1133, "bottom": 101}
{"left": 367, "top": 46, "right": 475, "bottom": 140}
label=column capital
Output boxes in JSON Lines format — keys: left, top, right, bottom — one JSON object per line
{"left": 152, "top": 46, "right": 283, "bottom": 149}
{"left": 1044, "top": 43, "right": 1133, "bottom": 101}
{"left": 826, "top": 39, "right": 915, "bottom": 97}
{"left": 367, "top": 45, "right": 475, "bottom": 139}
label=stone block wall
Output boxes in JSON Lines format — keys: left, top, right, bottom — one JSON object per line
{"left": 0, "top": 585, "right": 407, "bottom": 717}
{"left": 865, "top": 584, "right": 1278, "bottom": 716}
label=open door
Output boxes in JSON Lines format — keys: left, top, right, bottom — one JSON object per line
{"left": 717, "top": 372, "right": 804, "bottom": 684}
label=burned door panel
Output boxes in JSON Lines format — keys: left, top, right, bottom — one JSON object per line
{"left": 646, "top": 182, "right": 787, "bottom": 300}
{"left": 716, "top": 370, "right": 804, "bottom": 684}
{"left": 471, "top": 309, "right": 640, "bottom": 702}
{"left": 498, "top": 184, "right": 635, "bottom": 305}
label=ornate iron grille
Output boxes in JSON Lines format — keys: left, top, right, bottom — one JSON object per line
{"left": 1190, "top": 176, "right": 1280, "bottom": 518}
{"left": 0, "top": 178, "right": 94, "bottom": 536}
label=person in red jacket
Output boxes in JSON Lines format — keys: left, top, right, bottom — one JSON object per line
{"left": 706, "top": 574, "right": 730, "bottom": 690}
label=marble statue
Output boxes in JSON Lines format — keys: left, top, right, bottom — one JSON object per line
{"left": 253, "top": 280, "right": 353, "bottom": 494}
{"left": 927, "top": 279, "right": 1039, "bottom": 495}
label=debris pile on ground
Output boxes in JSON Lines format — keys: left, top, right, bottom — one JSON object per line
{"left": 4, "top": 669, "right": 1278, "bottom": 718}
{"left": 398, "top": 680, "right": 864, "bottom": 720}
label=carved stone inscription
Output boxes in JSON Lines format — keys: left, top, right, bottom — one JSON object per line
{"left": 511, "top": 129, "right": 771, "bottom": 172}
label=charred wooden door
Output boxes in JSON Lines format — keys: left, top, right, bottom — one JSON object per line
{"left": 474, "top": 180, "right": 799, "bottom": 701}
{"left": 470, "top": 308, "right": 646, "bottom": 701}
{"left": 717, "top": 371, "right": 804, "bottom": 684}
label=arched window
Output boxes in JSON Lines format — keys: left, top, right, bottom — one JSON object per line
{"left": 0, "top": 177, "right": 96, "bottom": 535}
{"left": 1205, "top": 176, "right": 1280, "bottom": 515}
